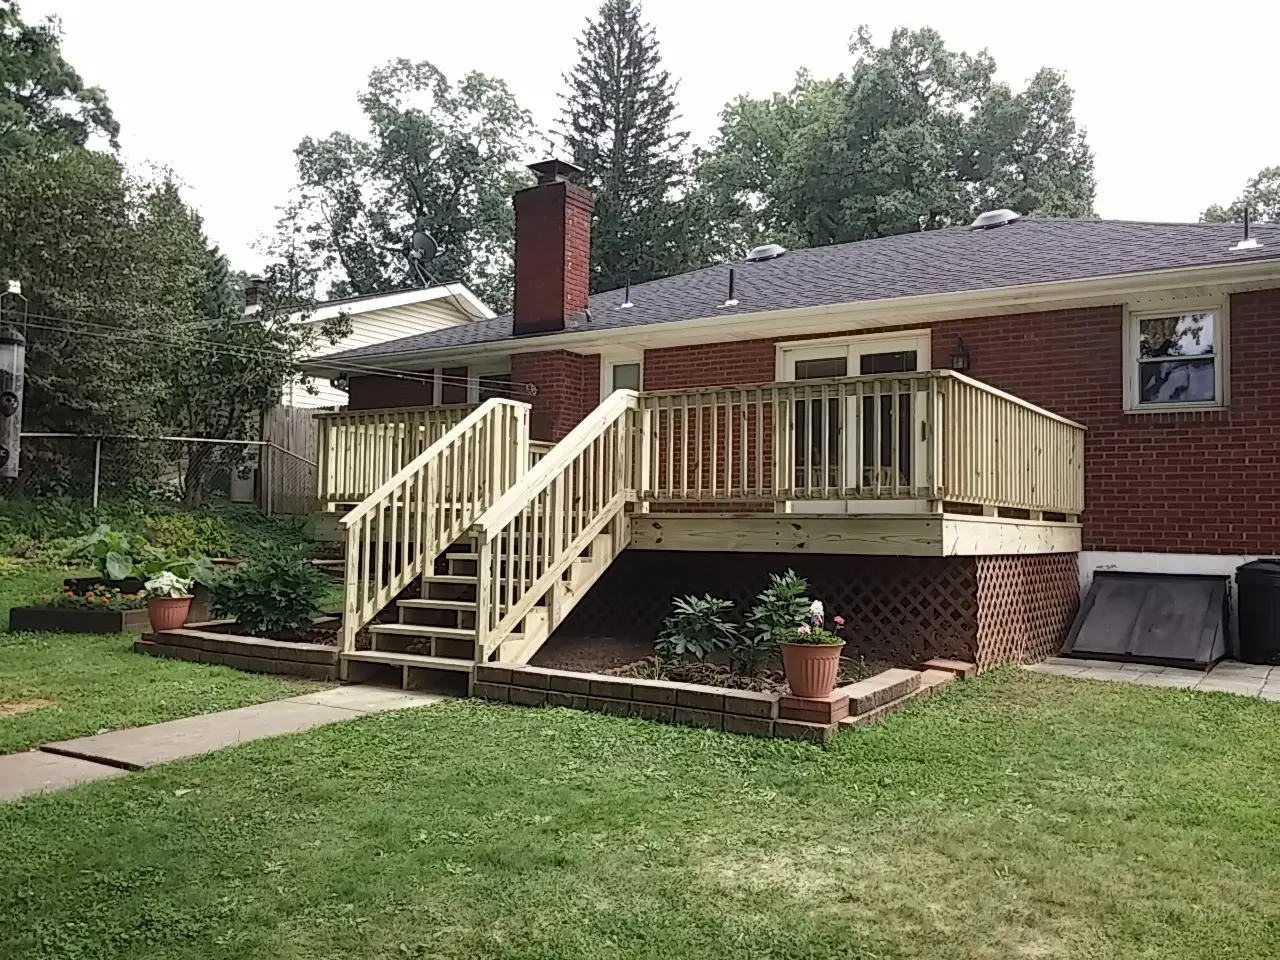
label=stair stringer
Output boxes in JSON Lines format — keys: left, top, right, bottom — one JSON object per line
{"left": 496, "top": 508, "right": 630, "bottom": 665}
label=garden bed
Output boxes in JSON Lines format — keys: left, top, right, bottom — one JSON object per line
{"left": 9, "top": 606, "right": 152, "bottom": 634}
{"left": 472, "top": 662, "right": 960, "bottom": 742}
{"left": 137, "top": 618, "right": 342, "bottom": 680}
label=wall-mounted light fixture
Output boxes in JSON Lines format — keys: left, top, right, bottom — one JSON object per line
{"left": 950, "top": 337, "right": 971, "bottom": 372}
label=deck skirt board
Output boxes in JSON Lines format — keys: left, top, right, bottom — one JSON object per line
{"left": 628, "top": 513, "right": 1080, "bottom": 557}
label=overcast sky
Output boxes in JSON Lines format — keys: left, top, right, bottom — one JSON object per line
{"left": 26, "top": 0, "right": 1279, "bottom": 270}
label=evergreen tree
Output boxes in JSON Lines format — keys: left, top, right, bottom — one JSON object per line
{"left": 561, "top": 0, "right": 692, "bottom": 292}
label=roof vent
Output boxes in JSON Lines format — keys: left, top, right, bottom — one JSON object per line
{"left": 1230, "top": 205, "right": 1263, "bottom": 251}
{"left": 970, "top": 209, "right": 1021, "bottom": 231}
{"left": 745, "top": 243, "right": 787, "bottom": 262}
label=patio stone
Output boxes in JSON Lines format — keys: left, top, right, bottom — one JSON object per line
{"left": 1260, "top": 688, "right": 1280, "bottom": 701}
{"left": 1129, "top": 672, "right": 1196, "bottom": 689}
{"left": 1026, "top": 662, "right": 1087, "bottom": 678}
{"left": 1196, "top": 679, "right": 1263, "bottom": 696}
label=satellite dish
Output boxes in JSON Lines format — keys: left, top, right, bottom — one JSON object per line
{"left": 410, "top": 229, "right": 438, "bottom": 262}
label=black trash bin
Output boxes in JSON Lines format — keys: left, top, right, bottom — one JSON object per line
{"left": 1236, "top": 559, "right": 1280, "bottom": 665}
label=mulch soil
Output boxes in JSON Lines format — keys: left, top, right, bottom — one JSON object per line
{"left": 531, "top": 633, "right": 892, "bottom": 693}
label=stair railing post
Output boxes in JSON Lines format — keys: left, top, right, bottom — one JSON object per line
{"left": 474, "top": 537, "right": 492, "bottom": 669}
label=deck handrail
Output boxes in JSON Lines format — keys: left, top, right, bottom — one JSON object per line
{"left": 635, "top": 370, "right": 1085, "bottom": 515}
{"left": 317, "top": 404, "right": 476, "bottom": 503}
{"left": 338, "top": 398, "right": 530, "bottom": 652}
{"left": 469, "top": 390, "right": 638, "bottom": 660}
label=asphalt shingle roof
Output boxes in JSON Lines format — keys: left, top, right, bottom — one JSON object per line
{"left": 323, "top": 218, "right": 1280, "bottom": 364}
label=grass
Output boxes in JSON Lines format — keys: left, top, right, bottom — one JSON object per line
{"left": 0, "top": 568, "right": 328, "bottom": 754}
{"left": 3, "top": 671, "right": 1280, "bottom": 959}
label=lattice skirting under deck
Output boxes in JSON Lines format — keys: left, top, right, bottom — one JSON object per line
{"left": 553, "top": 551, "right": 1079, "bottom": 670}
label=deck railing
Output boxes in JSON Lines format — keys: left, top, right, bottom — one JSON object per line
{"left": 316, "top": 404, "right": 475, "bottom": 504}
{"left": 339, "top": 399, "right": 529, "bottom": 652}
{"left": 636, "top": 370, "right": 1084, "bottom": 516}
{"left": 470, "top": 390, "right": 637, "bottom": 661}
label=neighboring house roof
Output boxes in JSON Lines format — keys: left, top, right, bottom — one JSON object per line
{"left": 320, "top": 219, "right": 1280, "bottom": 367}
{"left": 303, "top": 284, "right": 494, "bottom": 324}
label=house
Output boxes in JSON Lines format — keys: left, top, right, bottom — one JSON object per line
{"left": 274, "top": 284, "right": 495, "bottom": 409}
{"left": 306, "top": 158, "right": 1280, "bottom": 689}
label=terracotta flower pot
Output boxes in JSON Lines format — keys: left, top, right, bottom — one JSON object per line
{"left": 780, "top": 641, "right": 846, "bottom": 698}
{"left": 147, "top": 595, "right": 193, "bottom": 633}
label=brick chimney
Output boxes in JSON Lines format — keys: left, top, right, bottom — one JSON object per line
{"left": 513, "top": 159, "right": 593, "bottom": 336}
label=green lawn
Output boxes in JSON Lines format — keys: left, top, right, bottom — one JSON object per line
{"left": 0, "top": 569, "right": 327, "bottom": 754}
{"left": 3, "top": 671, "right": 1279, "bottom": 959}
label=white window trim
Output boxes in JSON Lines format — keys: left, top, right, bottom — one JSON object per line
{"left": 1123, "top": 300, "right": 1229, "bottom": 413}
{"left": 775, "top": 330, "right": 932, "bottom": 380}
{"left": 597, "top": 347, "right": 644, "bottom": 400}
{"left": 467, "top": 362, "right": 513, "bottom": 405}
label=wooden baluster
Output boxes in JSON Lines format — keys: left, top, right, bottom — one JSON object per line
{"left": 755, "top": 389, "right": 764, "bottom": 498}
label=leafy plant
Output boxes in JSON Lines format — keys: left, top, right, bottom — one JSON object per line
{"left": 145, "top": 514, "right": 232, "bottom": 558}
{"left": 144, "top": 571, "right": 193, "bottom": 598}
{"left": 734, "top": 570, "right": 811, "bottom": 675}
{"left": 133, "top": 551, "right": 217, "bottom": 590}
{"left": 655, "top": 595, "right": 740, "bottom": 661}
{"left": 213, "top": 550, "right": 331, "bottom": 637}
{"left": 62, "top": 524, "right": 150, "bottom": 580}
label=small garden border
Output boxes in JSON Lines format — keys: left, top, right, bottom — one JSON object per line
{"left": 10, "top": 606, "right": 152, "bottom": 634}
{"left": 137, "top": 618, "right": 340, "bottom": 680}
{"left": 472, "top": 661, "right": 968, "bottom": 742}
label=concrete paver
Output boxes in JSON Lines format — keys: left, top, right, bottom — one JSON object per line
{"left": 1029, "top": 658, "right": 1280, "bottom": 700}
{"left": 0, "top": 750, "right": 128, "bottom": 803}
{"left": 41, "top": 689, "right": 443, "bottom": 771}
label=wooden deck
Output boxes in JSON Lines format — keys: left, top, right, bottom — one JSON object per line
{"left": 312, "top": 371, "right": 1088, "bottom": 685}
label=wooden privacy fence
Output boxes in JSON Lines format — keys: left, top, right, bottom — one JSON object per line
{"left": 316, "top": 404, "right": 474, "bottom": 504}
{"left": 339, "top": 399, "right": 529, "bottom": 652}
{"left": 634, "top": 370, "right": 1084, "bottom": 516}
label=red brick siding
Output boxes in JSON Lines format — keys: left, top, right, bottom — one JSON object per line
{"left": 347, "top": 374, "right": 434, "bottom": 411}
{"left": 643, "top": 340, "right": 777, "bottom": 390}
{"left": 511, "top": 350, "right": 600, "bottom": 442}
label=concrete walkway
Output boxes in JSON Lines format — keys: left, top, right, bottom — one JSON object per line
{"left": 1028, "top": 657, "right": 1280, "bottom": 699}
{"left": 0, "top": 686, "right": 443, "bottom": 804}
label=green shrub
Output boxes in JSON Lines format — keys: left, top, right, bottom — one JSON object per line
{"left": 733, "top": 570, "right": 811, "bottom": 675}
{"left": 213, "top": 550, "right": 331, "bottom": 637}
{"left": 656, "top": 595, "right": 740, "bottom": 661}
{"left": 62, "top": 525, "right": 153, "bottom": 580}
{"left": 145, "top": 514, "right": 233, "bottom": 558}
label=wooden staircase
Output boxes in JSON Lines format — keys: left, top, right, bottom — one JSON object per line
{"left": 338, "top": 390, "right": 640, "bottom": 692}
{"left": 341, "top": 520, "right": 628, "bottom": 690}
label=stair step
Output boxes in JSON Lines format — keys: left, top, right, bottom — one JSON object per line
{"left": 398, "top": 598, "right": 476, "bottom": 611}
{"left": 371, "top": 623, "right": 477, "bottom": 641}
{"left": 341, "top": 650, "right": 473, "bottom": 672}
{"left": 424, "top": 574, "right": 477, "bottom": 585}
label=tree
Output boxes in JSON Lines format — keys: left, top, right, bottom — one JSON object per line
{"left": 698, "top": 26, "right": 1096, "bottom": 250}
{"left": 1202, "top": 166, "right": 1280, "bottom": 223}
{"left": 162, "top": 211, "right": 348, "bottom": 506}
{"left": 288, "top": 60, "right": 535, "bottom": 310}
{"left": 561, "top": 0, "right": 695, "bottom": 291}
{"left": 0, "top": 2, "right": 118, "bottom": 155}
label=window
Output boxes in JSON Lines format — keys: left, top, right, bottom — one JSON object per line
{"left": 1126, "top": 306, "right": 1226, "bottom": 410}
{"left": 478, "top": 373, "right": 512, "bottom": 403}
{"left": 598, "top": 349, "right": 644, "bottom": 399}
{"left": 611, "top": 362, "right": 641, "bottom": 391}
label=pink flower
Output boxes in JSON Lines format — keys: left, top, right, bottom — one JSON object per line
{"left": 797, "top": 624, "right": 811, "bottom": 635}
{"left": 834, "top": 616, "right": 845, "bottom": 626}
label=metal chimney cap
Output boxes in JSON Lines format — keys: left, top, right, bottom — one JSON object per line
{"left": 528, "top": 159, "right": 584, "bottom": 185}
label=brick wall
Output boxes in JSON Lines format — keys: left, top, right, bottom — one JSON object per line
{"left": 511, "top": 350, "right": 600, "bottom": 442}
{"left": 347, "top": 374, "right": 434, "bottom": 411}
{"left": 512, "top": 180, "right": 593, "bottom": 335}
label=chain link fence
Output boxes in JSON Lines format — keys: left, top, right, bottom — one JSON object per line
{"left": 9, "top": 433, "right": 316, "bottom": 514}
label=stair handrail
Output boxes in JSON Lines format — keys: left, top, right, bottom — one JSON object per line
{"left": 470, "top": 389, "right": 639, "bottom": 660}
{"left": 339, "top": 397, "right": 530, "bottom": 653}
